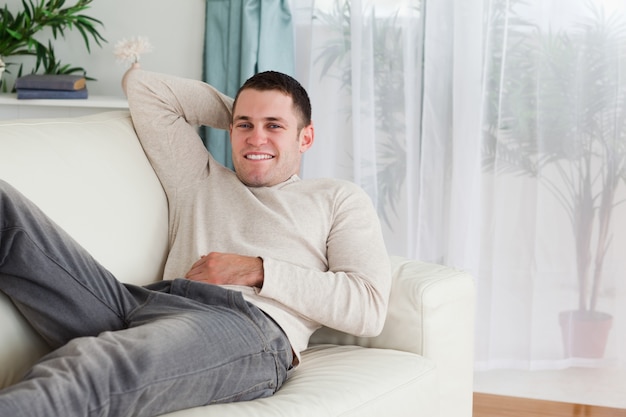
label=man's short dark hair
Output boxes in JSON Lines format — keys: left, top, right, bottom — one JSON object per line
{"left": 233, "top": 71, "right": 312, "bottom": 130}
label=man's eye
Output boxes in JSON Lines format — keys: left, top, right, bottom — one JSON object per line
{"left": 269, "top": 124, "right": 282, "bottom": 129}
{"left": 237, "top": 123, "right": 251, "bottom": 129}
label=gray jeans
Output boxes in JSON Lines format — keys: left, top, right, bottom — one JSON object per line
{"left": 0, "top": 180, "right": 293, "bottom": 417}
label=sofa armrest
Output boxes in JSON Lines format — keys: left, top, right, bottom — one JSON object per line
{"left": 309, "top": 256, "right": 475, "bottom": 417}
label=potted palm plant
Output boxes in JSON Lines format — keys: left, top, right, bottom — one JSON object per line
{"left": 0, "top": 0, "right": 106, "bottom": 91}
{"left": 483, "top": 2, "right": 626, "bottom": 358}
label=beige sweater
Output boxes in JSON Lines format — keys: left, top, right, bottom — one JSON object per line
{"left": 126, "top": 70, "right": 391, "bottom": 361}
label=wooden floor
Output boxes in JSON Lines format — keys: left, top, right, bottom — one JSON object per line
{"left": 473, "top": 393, "right": 626, "bottom": 417}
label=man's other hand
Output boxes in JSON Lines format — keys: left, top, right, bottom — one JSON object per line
{"left": 185, "top": 252, "right": 264, "bottom": 288}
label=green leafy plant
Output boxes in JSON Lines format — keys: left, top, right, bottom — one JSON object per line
{"left": 0, "top": 0, "right": 106, "bottom": 89}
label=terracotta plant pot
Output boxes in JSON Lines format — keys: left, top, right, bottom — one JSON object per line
{"left": 559, "top": 310, "right": 613, "bottom": 358}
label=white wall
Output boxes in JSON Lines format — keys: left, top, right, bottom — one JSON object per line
{"left": 3, "top": 0, "right": 206, "bottom": 97}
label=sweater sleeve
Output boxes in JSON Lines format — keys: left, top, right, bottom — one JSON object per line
{"left": 125, "top": 69, "right": 234, "bottom": 192}
{"left": 259, "top": 184, "right": 391, "bottom": 337}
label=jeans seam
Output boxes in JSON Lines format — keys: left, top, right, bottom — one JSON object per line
{"left": 89, "top": 351, "right": 275, "bottom": 412}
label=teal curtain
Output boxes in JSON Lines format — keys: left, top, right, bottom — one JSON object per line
{"left": 203, "top": 0, "right": 295, "bottom": 169}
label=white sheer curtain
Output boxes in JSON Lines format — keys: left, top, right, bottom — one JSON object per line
{"left": 292, "top": 0, "right": 423, "bottom": 257}
{"left": 292, "top": 0, "right": 626, "bottom": 377}
{"left": 462, "top": 0, "right": 626, "bottom": 370}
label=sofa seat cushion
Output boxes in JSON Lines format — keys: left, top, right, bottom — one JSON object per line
{"left": 0, "top": 292, "right": 50, "bottom": 389}
{"left": 162, "top": 344, "right": 438, "bottom": 417}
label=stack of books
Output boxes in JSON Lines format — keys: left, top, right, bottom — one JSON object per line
{"left": 15, "top": 74, "right": 88, "bottom": 100}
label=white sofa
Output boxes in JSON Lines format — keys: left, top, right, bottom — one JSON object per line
{"left": 0, "top": 111, "right": 475, "bottom": 417}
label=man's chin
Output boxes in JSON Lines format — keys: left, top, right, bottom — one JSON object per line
{"left": 237, "top": 172, "right": 270, "bottom": 188}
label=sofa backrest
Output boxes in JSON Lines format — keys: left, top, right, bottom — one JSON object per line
{"left": 0, "top": 111, "right": 169, "bottom": 285}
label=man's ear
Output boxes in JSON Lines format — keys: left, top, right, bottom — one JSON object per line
{"left": 299, "top": 122, "right": 314, "bottom": 153}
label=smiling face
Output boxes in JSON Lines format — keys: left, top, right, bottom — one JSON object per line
{"left": 229, "top": 88, "right": 314, "bottom": 187}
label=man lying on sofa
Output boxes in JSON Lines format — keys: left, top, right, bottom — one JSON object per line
{"left": 0, "top": 69, "right": 391, "bottom": 417}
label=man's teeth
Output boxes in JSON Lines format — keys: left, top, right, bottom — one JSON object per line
{"left": 246, "top": 154, "right": 273, "bottom": 160}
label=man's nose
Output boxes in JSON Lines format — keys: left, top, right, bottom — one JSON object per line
{"left": 247, "top": 127, "right": 268, "bottom": 146}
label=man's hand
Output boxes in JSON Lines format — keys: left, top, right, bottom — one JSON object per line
{"left": 184, "top": 252, "right": 264, "bottom": 288}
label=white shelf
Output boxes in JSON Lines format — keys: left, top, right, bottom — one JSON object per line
{"left": 0, "top": 93, "right": 128, "bottom": 120}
